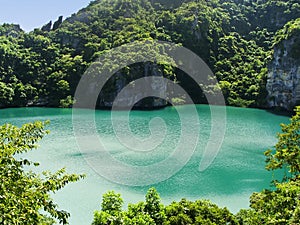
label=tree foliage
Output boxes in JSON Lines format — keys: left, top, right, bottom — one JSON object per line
{"left": 248, "top": 179, "right": 300, "bottom": 224}
{"left": 0, "top": 0, "right": 299, "bottom": 108}
{"left": 265, "top": 106, "right": 300, "bottom": 177}
{"left": 0, "top": 121, "right": 84, "bottom": 225}
{"left": 92, "top": 188, "right": 238, "bottom": 225}
{"left": 237, "top": 107, "right": 300, "bottom": 224}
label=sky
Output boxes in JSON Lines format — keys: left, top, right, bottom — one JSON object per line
{"left": 0, "top": 0, "right": 92, "bottom": 31}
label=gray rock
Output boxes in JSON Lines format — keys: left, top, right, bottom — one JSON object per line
{"left": 97, "top": 63, "right": 168, "bottom": 109}
{"left": 41, "top": 21, "right": 52, "bottom": 32}
{"left": 266, "top": 36, "right": 300, "bottom": 110}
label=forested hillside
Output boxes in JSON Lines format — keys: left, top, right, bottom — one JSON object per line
{"left": 0, "top": 0, "right": 299, "bottom": 109}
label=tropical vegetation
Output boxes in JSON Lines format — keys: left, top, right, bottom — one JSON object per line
{"left": 0, "top": 0, "right": 299, "bottom": 108}
{"left": 0, "top": 121, "right": 85, "bottom": 225}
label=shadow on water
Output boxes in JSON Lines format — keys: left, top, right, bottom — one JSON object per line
{"left": 68, "top": 152, "right": 98, "bottom": 158}
{"left": 265, "top": 107, "right": 293, "bottom": 117}
{"left": 69, "top": 152, "right": 85, "bottom": 157}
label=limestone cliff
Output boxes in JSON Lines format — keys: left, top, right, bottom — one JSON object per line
{"left": 97, "top": 62, "right": 168, "bottom": 109}
{"left": 266, "top": 30, "right": 300, "bottom": 110}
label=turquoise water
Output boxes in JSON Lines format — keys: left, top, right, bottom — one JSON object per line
{"left": 0, "top": 105, "right": 289, "bottom": 225}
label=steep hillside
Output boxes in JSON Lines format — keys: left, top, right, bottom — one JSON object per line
{"left": 267, "top": 18, "right": 300, "bottom": 109}
{"left": 0, "top": 0, "right": 299, "bottom": 109}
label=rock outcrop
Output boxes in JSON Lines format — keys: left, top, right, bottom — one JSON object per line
{"left": 97, "top": 63, "right": 168, "bottom": 109}
{"left": 52, "top": 16, "right": 63, "bottom": 31}
{"left": 266, "top": 36, "right": 300, "bottom": 110}
{"left": 41, "top": 21, "right": 52, "bottom": 32}
{"left": 0, "top": 24, "right": 23, "bottom": 38}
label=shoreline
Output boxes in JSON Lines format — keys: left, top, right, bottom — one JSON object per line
{"left": 0, "top": 103, "right": 294, "bottom": 116}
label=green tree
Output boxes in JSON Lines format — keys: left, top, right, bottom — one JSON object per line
{"left": 123, "top": 214, "right": 155, "bottom": 225}
{"left": 101, "top": 191, "right": 124, "bottom": 214}
{"left": 165, "top": 199, "right": 237, "bottom": 225}
{"left": 0, "top": 121, "right": 84, "bottom": 225}
{"left": 92, "top": 188, "right": 238, "bottom": 225}
{"left": 265, "top": 106, "right": 300, "bottom": 178}
{"left": 248, "top": 179, "right": 300, "bottom": 224}
{"left": 126, "top": 202, "right": 155, "bottom": 225}
{"left": 144, "top": 188, "right": 166, "bottom": 224}
{"left": 238, "top": 106, "right": 300, "bottom": 224}
{"left": 0, "top": 82, "right": 14, "bottom": 106}
{"left": 92, "top": 191, "right": 124, "bottom": 225}
{"left": 235, "top": 209, "right": 262, "bottom": 225}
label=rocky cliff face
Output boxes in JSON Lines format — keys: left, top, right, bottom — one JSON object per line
{"left": 0, "top": 24, "right": 23, "bottom": 38}
{"left": 266, "top": 36, "right": 300, "bottom": 110}
{"left": 97, "top": 62, "right": 168, "bottom": 109}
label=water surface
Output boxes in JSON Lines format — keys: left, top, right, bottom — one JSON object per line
{"left": 0, "top": 105, "right": 289, "bottom": 225}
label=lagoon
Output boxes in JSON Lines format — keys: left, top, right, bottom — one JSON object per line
{"left": 0, "top": 105, "right": 289, "bottom": 225}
